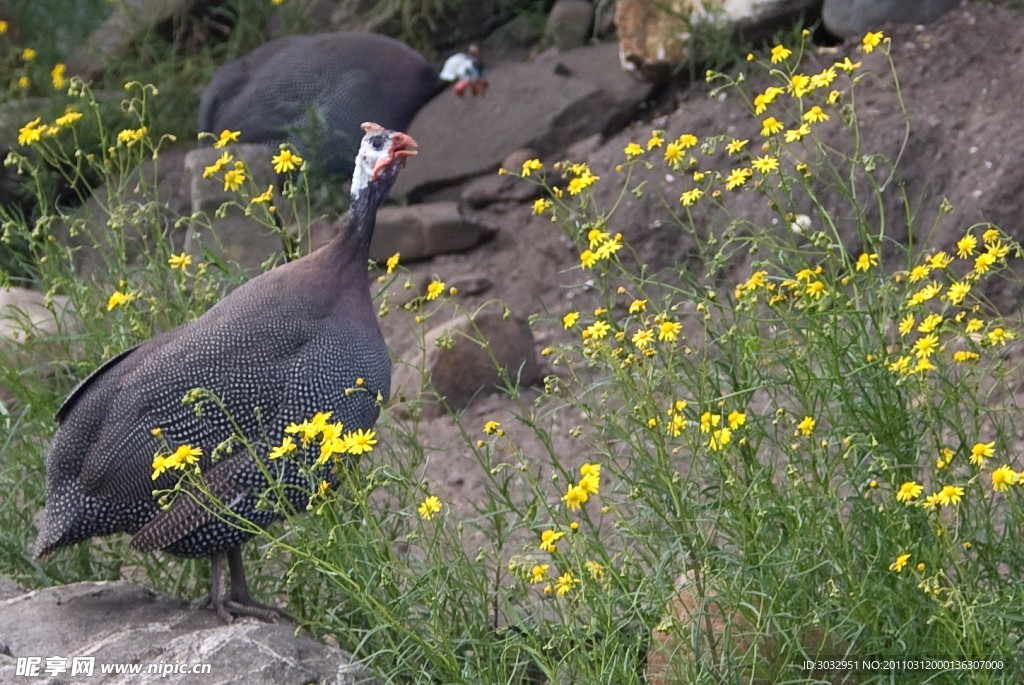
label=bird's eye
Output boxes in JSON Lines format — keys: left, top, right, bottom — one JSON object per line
{"left": 371, "top": 137, "right": 385, "bottom": 151}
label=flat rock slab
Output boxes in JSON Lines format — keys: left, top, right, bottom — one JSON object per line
{"left": 823, "top": 0, "right": 960, "bottom": 37}
{"left": 0, "top": 581, "right": 376, "bottom": 684}
{"left": 392, "top": 43, "right": 653, "bottom": 200}
{"left": 368, "top": 201, "right": 494, "bottom": 263}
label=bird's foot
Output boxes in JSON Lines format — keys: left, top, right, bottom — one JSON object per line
{"left": 202, "top": 594, "right": 285, "bottom": 624}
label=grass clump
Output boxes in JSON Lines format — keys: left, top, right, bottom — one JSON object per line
{"left": 1, "top": 27, "right": 1023, "bottom": 685}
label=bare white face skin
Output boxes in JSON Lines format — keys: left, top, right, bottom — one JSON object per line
{"left": 350, "top": 128, "right": 396, "bottom": 200}
{"left": 439, "top": 53, "right": 480, "bottom": 83}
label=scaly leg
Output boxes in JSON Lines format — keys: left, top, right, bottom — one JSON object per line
{"left": 224, "top": 546, "right": 288, "bottom": 622}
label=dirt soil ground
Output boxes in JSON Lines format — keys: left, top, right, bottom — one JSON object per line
{"left": 375, "top": 2, "right": 1024, "bottom": 544}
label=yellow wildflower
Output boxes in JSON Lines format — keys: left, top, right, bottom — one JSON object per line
{"left": 168, "top": 252, "right": 192, "bottom": 270}
{"left": 680, "top": 188, "right": 703, "bottom": 206}
{"left": 727, "top": 410, "right": 746, "bottom": 430}
{"left": 928, "top": 251, "right": 953, "bottom": 269}
{"left": 908, "top": 265, "right": 931, "bottom": 283}
{"left": 936, "top": 484, "right": 964, "bottom": 506}
{"left": 725, "top": 168, "right": 752, "bottom": 190}
{"left": 203, "top": 152, "right": 232, "bottom": 178}
{"left": 856, "top": 252, "right": 878, "bottom": 271}
{"left": 426, "top": 279, "right": 445, "bottom": 300}
{"left": 797, "top": 416, "right": 815, "bottom": 435}
{"left": 341, "top": 428, "right": 377, "bottom": 455}
{"left": 908, "top": 283, "right": 941, "bottom": 306}
{"left": 948, "top": 281, "right": 970, "bottom": 305}
{"left": 889, "top": 553, "right": 910, "bottom": 572}
{"left": 709, "top": 427, "right": 732, "bottom": 451}
{"left": 17, "top": 118, "right": 43, "bottom": 146}
{"left": 539, "top": 529, "right": 564, "bottom": 552}
{"left": 521, "top": 158, "right": 542, "bottom": 177}
{"left": 988, "top": 328, "right": 1012, "bottom": 346}
{"left": 664, "top": 141, "right": 684, "bottom": 165}
{"left": 862, "top": 31, "right": 884, "bottom": 53}
{"left": 917, "top": 314, "right": 942, "bottom": 334}
{"left": 751, "top": 155, "right": 779, "bottom": 173}
{"left": 912, "top": 333, "right": 938, "bottom": 359}
{"left": 770, "top": 45, "right": 792, "bottom": 63}
{"left": 269, "top": 437, "right": 297, "bottom": 460}
{"left": 966, "top": 318, "right": 983, "bottom": 333}
{"left": 624, "top": 142, "right": 643, "bottom": 158}
{"left": 784, "top": 124, "right": 810, "bottom": 142}
{"left": 953, "top": 351, "right": 979, "bottom": 363}
{"left": 810, "top": 67, "right": 836, "bottom": 89}
{"left": 529, "top": 564, "right": 549, "bottom": 584}
{"left": 252, "top": 185, "right": 274, "bottom": 204}
{"left": 583, "top": 321, "right": 611, "bottom": 340}
{"left": 418, "top": 495, "right": 442, "bottom": 520}
{"left": 21, "top": 47, "right": 35, "bottom": 61}
{"left": 272, "top": 147, "right": 303, "bottom": 173}
{"left": 835, "top": 57, "right": 861, "bottom": 73}
{"left": 788, "top": 74, "right": 811, "bottom": 98}
{"left": 647, "top": 131, "right": 664, "bottom": 149}
{"left": 761, "top": 117, "right": 784, "bottom": 137}
{"left": 223, "top": 162, "right": 246, "bottom": 191}
{"left": 563, "top": 312, "right": 579, "bottom": 329}
{"left": 585, "top": 561, "right": 604, "bottom": 581}
{"left": 106, "top": 290, "right": 134, "bottom": 310}
{"left": 555, "top": 572, "right": 579, "bottom": 595}
{"left": 631, "top": 328, "right": 654, "bottom": 350}
{"left": 567, "top": 172, "right": 598, "bottom": 195}
{"left": 957, "top": 234, "right": 976, "bottom": 258}
{"left": 658, "top": 320, "right": 681, "bottom": 342}
{"left": 726, "top": 138, "right": 748, "bottom": 154}
{"left": 803, "top": 106, "right": 829, "bottom": 123}
{"left": 677, "top": 134, "right": 697, "bottom": 149}
{"left": 51, "top": 63, "right": 67, "bottom": 90}
{"left": 562, "top": 483, "right": 589, "bottom": 511}
{"left": 991, "top": 465, "right": 1017, "bottom": 492}
{"left": 896, "top": 481, "right": 923, "bottom": 503}
{"left": 483, "top": 421, "right": 501, "bottom": 435}
{"left": 532, "top": 198, "right": 552, "bottom": 215}
{"left": 213, "top": 129, "right": 240, "bottom": 149}
{"left": 55, "top": 108, "right": 82, "bottom": 127}
{"left": 117, "top": 127, "right": 147, "bottom": 147}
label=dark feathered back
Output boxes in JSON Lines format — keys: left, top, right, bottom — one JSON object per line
{"left": 199, "top": 32, "right": 441, "bottom": 176}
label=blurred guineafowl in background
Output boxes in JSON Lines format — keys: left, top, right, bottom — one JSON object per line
{"left": 34, "top": 123, "right": 416, "bottom": 623}
{"left": 198, "top": 31, "right": 485, "bottom": 176}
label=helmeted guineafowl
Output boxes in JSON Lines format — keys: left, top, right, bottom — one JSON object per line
{"left": 34, "top": 123, "right": 416, "bottom": 623}
{"left": 198, "top": 31, "right": 484, "bottom": 176}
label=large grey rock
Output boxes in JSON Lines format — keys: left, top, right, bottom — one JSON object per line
{"left": 823, "top": 0, "right": 959, "bottom": 37}
{"left": 391, "top": 305, "right": 540, "bottom": 416}
{"left": 0, "top": 288, "right": 79, "bottom": 403}
{"left": 66, "top": 0, "right": 212, "bottom": 80}
{"left": 391, "top": 43, "right": 653, "bottom": 199}
{"left": 615, "top": 0, "right": 822, "bottom": 80}
{"left": 368, "top": 201, "right": 493, "bottom": 263}
{"left": 0, "top": 580, "right": 376, "bottom": 684}
{"left": 546, "top": 0, "right": 594, "bottom": 50}
{"left": 183, "top": 143, "right": 284, "bottom": 277}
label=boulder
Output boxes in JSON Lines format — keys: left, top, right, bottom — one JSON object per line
{"left": 823, "top": 0, "right": 959, "bottom": 37}
{"left": 0, "top": 288, "right": 79, "bottom": 403}
{"left": 0, "top": 580, "right": 377, "bottom": 685}
{"left": 615, "top": 0, "right": 823, "bottom": 81}
{"left": 54, "top": 145, "right": 193, "bottom": 283}
{"left": 391, "top": 305, "right": 540, "bottom": 416}
{"left": 368, "top": 201, "right": 493, "bottom": 263}
{"left": 391, "top": 43, "right": 653, "bottom": 200}
{"left": 66, "top": 0, "right": 213, "bottom": 80}
{"left": 183, "top": 143, "right": 284, "bottom": 278}
{"left": 546, "top": 0, "right": 594, "bottom": 51}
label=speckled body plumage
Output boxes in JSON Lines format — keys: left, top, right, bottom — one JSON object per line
{"left": 35, "top": 128, "right": 414, "bottom": 595}
{"left": 198, "top": 32, "right": 441, "bottom": 176}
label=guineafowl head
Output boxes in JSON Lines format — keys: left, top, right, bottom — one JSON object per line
{"left": 350, "top": 122, "right": 417, "bottom": 203}
{"left": 439, "top": 45, "right": 488, "bottom": 97}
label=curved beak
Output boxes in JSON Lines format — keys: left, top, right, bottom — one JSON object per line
{"left": 390, "top": 132, "right": 418, "bottom": 160}
{"left": 373, "top": 131, "right": 418, "bottom": 179}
